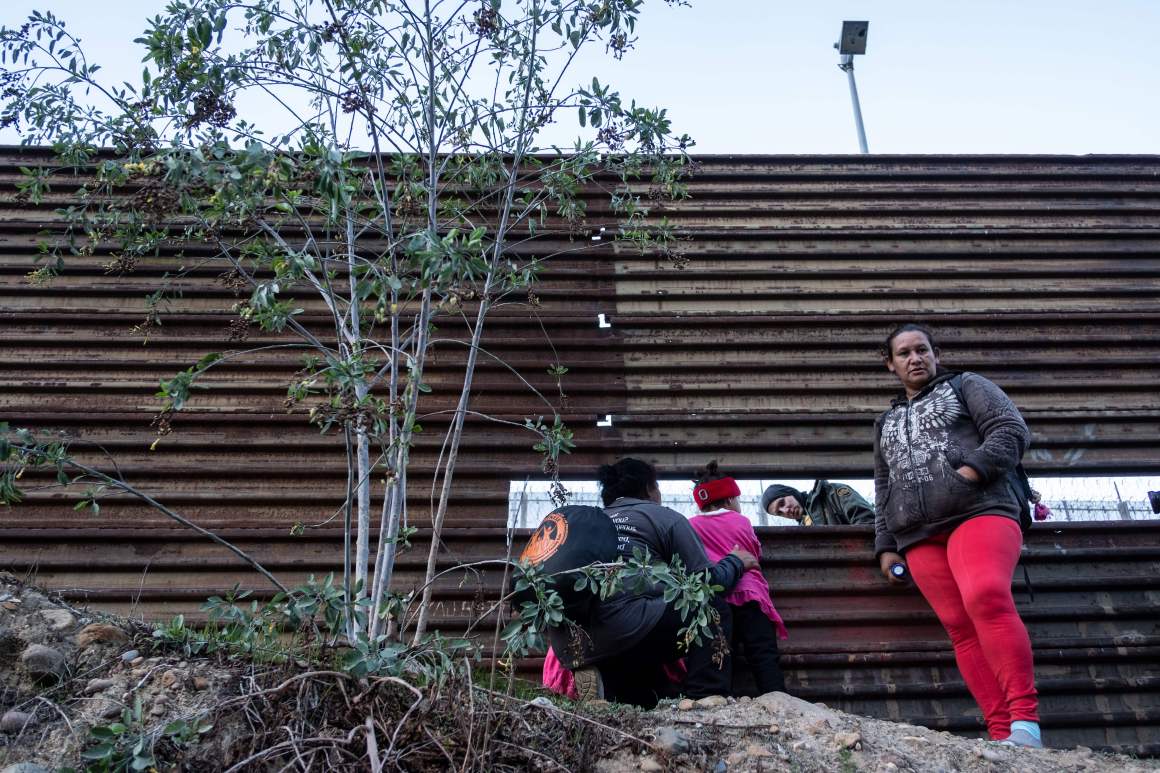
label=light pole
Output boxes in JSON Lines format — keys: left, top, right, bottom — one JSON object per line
{"left": 835, "top": 20, "right": 870, "bottom": 154}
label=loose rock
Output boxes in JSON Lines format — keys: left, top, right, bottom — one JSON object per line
{"left": 19, "top": 644, "right": 66, "bottom": 681}
{"left": 1, "top": 763, "right": 54, "bottom": 773}
{"left": 652, "top": 726, "right": 691, "bottom": 755}
{"left": 0, "top": 711, "right": 37, "bottom": 734}
{"left": 192, "top": 676, "right": 210, "bottom": 691}
{"left": 695, "top": 695, "right": 728, "bottom": 709}
{"left": 76, "top": 623, "right": 129, "bottom": 648}
{"left": 834, "top": 731, "right": 862, "bottom": 750}
{"left": 806, "top": 718, "right": 831, "bottom": 735}
{"left": 639, "top": 756, "right": 664, "bottom": 772}
{"left": 974, "top": 747, "right": 1003, "bottom": 762}
{"left": 676, "top": 698, "right": 695, "bottom": 711}
{"left": 39, "top": 609, "right": 76, "bottom": 631}
{"left": 84, "top": 678, "right": 117, "bottom": 695}
{"left": 15, "top": 590, "right": 49, "bottom": 611}
{"left": 755, "top": 692, "right": 836, "bottom": 725}
{"left": 159, "top": 669, "right": 185, "bottom": 688}
{"left": 120, "top": 649, "right": 140, "bottom": 662}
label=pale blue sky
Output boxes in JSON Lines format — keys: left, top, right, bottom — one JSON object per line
{"left": 2, "top": 1, "right": 1157, "bottom": 153}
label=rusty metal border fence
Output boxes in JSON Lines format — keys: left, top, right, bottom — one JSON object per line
{"left": 2, "top": 151, "right": 1159, "bottom": 753}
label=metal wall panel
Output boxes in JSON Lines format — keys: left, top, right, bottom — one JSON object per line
{"left": 2, "top": 151, "right": 1159, "bottom": 752}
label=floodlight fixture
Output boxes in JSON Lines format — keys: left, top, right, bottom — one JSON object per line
{"left": 838, "top": 21, "right": 869, "bottom": 56}
{"left": 834, "top": 20, "right": 870, "bottom": 154}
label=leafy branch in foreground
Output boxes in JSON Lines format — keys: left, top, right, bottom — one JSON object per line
{"left": 502, "top": 548, "right": 724, "bottom": 658}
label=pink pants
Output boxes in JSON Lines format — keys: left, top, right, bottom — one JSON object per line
{"left": 906, "top": 515, "right": 1038, "bottom": 739}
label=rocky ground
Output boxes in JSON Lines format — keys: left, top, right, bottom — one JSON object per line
{"left": 595, "top": 691, "right": 1160, "bottom": 773}
{"left": 2, "top": 572, "right": 1158, "bottom": 772}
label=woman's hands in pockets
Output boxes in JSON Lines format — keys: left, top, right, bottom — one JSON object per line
{"left": 955, "top": 465, "right": 981, "bottom": 483}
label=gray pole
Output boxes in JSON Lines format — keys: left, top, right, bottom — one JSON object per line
{"left": 839, "top": 54, "right": 869, "bottom": 154}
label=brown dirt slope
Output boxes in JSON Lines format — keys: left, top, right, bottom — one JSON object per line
{"left": 1, "top": 573, "right": 1157, "bottom": 772}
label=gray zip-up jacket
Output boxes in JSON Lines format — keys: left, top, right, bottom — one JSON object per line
{"left": 873, "top": 371, "right": 1030, "bottom": 556}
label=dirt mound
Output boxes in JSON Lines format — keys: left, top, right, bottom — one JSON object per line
{"left": 601, "top": 690, "right": 1159, "bottom": 773}
{"left": 1, "top": 573, "right": 1157, "bottom": 772}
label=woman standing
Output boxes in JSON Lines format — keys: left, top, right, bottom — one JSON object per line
{"left": 873, "top": 323, "right": 1042, "bottom": 748}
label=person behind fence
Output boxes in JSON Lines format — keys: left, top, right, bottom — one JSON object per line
{"left": 760, "top": 479, "right": 876, "bottom": 525}
{"left": 873, "top": 322, "right": 1042, "bottom": 748}
{"left": 688, "top": 461, "right": 787, "bottom": 695}
{"left": 548, "top": 458, "right": 760, "bottom": 708}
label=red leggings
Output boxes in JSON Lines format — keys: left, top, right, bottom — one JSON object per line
{"left": 906, "top": 515, "right": 1038, "bottom": 739}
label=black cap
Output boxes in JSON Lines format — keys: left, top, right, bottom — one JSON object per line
{"left": 760, "top": 484, "right": 804, "bottom": 515}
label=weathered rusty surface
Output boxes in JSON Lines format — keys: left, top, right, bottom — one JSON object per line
{"left": 2, "top": 152, "right": 1160, "bottom": 752}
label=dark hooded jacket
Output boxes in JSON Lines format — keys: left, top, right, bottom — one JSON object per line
{"left": 873, "top": 371, "right": 1030, "bottom": 556}
{"left": 549, "top": 497, "right": 745, "bottom": 669}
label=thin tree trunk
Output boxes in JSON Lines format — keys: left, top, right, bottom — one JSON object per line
{"left": 367, "top": 269, "right": 404, "bottom": 638}
{"left": 411, "top": 295, "right": 491, "bottom": 641}
{"left": 354, "top": 424, "right": 372, "bottom": 601}
{"left": 342, "top": 425, "right": 356, "bottom": 639}
{"left": 347, "top": 211, "right": 373, "bottom": 607}
{"left": 412, "top": 2, "right": 542, "bottom": 641}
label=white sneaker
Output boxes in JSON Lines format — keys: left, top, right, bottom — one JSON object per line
{"left": 998, "top": 728, "right": 1044, "bottom": 748}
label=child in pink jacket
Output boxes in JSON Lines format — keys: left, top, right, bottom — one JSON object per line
{"left": 689, "top": 461, "right": 787, "bottom": 695}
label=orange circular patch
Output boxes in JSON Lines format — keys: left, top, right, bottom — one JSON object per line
{"left": 520, "top": 511, "right": 569, "bottom": 565}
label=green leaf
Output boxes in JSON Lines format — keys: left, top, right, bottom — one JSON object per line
{"left": 195, "top": 352, "right": 223, "bottom": 370}
{"left": 81, "top": 743, "right": 115, "bottom": 758}
{"left": 90, "top": 725, "right": 122, "bottom": 739}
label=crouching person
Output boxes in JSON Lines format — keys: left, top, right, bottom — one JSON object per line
{"left": 547, "top": 458, "right": 758, "bottom": 708}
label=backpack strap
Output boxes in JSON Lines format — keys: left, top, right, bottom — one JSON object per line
{"left": 946, "top": 372, "right": 1036, "bottom": 602}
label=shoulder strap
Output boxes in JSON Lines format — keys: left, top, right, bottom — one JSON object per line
{"left": 945, "top": 373, "right": 967, "bottom": 413}
{"left": 950, "top": 372, "right": 1034, "bottom": 533}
